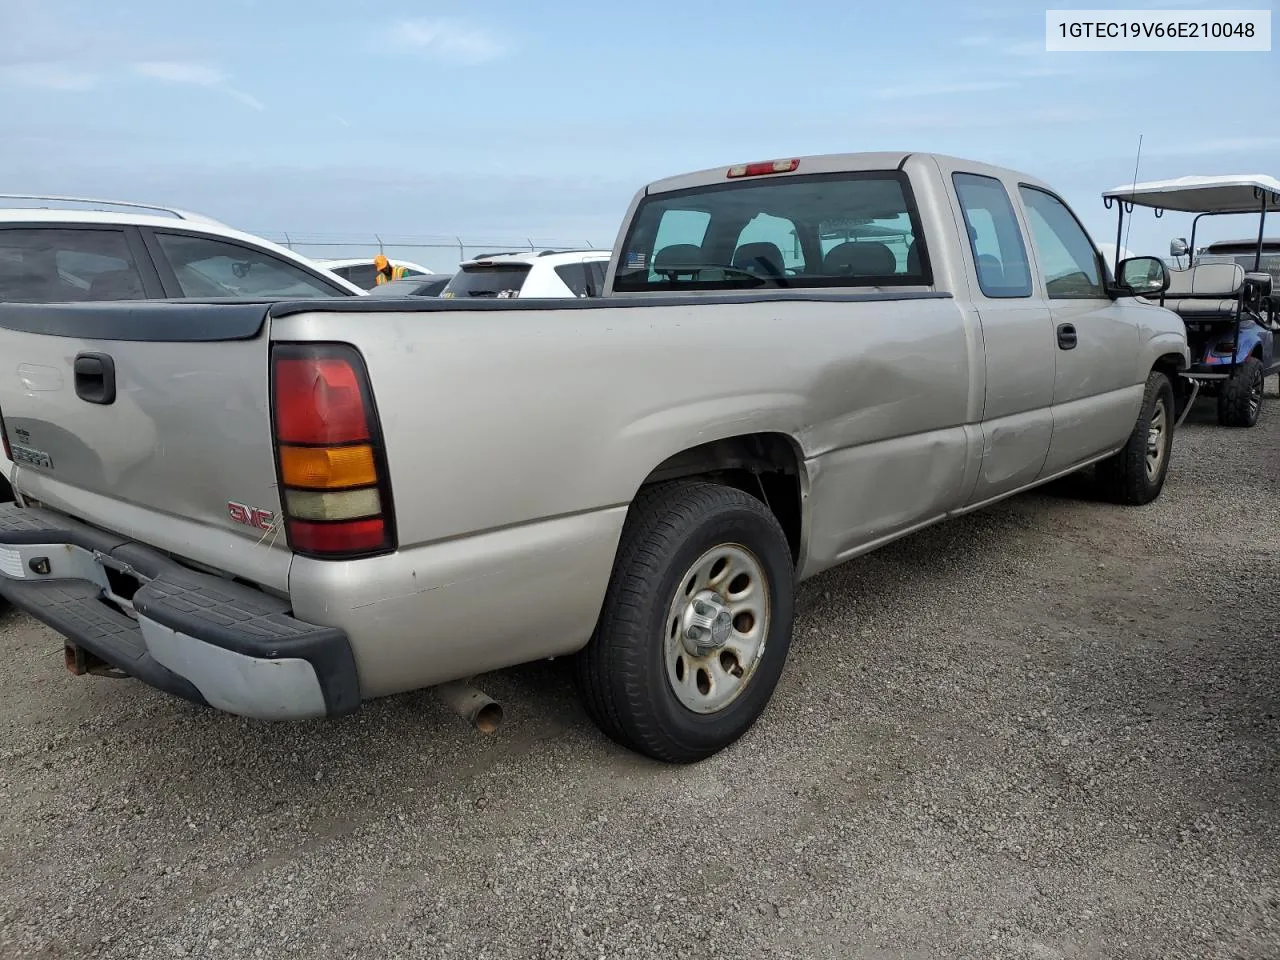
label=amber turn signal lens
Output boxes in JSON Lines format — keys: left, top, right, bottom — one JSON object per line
{"left": 278, "top": 444, "right": 378, "bottom": 490}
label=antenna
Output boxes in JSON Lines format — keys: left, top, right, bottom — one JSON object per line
{"left": 1123, "top": 134, "right": 1144, "bottom": 256}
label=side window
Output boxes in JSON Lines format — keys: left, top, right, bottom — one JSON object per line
{"left": 154, "top": 233, "right": 343, "bottom": 299}
{"left": 1018, "top": 186, "right": 1107, "bottom": 298}
{"left": 0, "top": 228, "right": 146, "bottom": 303}
{"left": 554, "top": 262, "right": 589, "bottom": 297}
{"left": 586, "top": 261, "right": 607, "bottom": 296}
{"left": 952, "top": 173, "right": 1033, "bottom": 298}
{"left": 339, "top": 263, "right": 379, "bottom": 289}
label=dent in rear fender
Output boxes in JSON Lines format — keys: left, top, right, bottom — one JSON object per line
{"left": 287, "top": 506, "right": 629, "bottom": 698}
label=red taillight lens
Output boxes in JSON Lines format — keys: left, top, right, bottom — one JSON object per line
{"left": 273, "top": 356, "right": 371, "bottom": 444}
{"left": 287, "top": 517, "right": 388, "bottom": 554}
{"left": 270, "top": 344, "right": 396, "bottom": 559}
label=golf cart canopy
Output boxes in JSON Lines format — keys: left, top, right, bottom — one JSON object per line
{"left": 1102, "top": 175, "right": 1280, "bottom": 213}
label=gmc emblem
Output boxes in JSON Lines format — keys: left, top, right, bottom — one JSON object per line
{"left": 227, "top": 501, "right": 275, "bottom": 531}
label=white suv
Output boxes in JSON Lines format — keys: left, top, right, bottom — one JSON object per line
{"left": 440, "top": 249, "right": 612, "bottom": 299}
{"left": 0, "top": 194, "right": 366, "bottom": 303}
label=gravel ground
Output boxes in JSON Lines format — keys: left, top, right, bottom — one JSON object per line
{"left": 1, "top": 390, "right": 1278, "bottom": 960}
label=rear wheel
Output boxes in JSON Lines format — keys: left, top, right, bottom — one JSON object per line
{"left": 1096, "top": 369, "right": 1175, "bottom": 506}
{"left": 1217, "top": 356, "right": 1264, "bottom": 428}
{"left": 574, "top": 480, "right": 795, "bottom": 763}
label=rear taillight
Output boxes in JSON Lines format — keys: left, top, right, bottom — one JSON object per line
{"left": 270, "top": 343, "right": 396, "bottom": 559}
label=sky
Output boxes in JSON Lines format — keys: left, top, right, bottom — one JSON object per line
{"left": 1, "top": 0, "right": 1276, "bottom": 271}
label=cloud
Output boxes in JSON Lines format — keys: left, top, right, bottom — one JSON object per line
{"left": 873, "top": 80, "right": 1016, "bottom": 99}
{"left": 389, "top": 18, "right": 506, "bottom": 64}
{"left": 0, "top": 62, "right": 99, "bottom": 91}
{"left": 132, "top": 61, "right": 226, "bottom": 85}
{"left": 130, "top": 60, "right": 265, "bottom": 111}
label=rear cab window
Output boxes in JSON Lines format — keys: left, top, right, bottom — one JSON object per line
{"left": 613, "top": 171, "right": 932, "bottom": 293}
{"left": 0, "top": 227, "right": 148, "bottom": 302}
{"left": 441, "top": 263, "right": 531, "bottom": 298}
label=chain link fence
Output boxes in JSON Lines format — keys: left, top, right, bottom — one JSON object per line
{"left": 254, "top": 232, "right": 602, "bottom": 273}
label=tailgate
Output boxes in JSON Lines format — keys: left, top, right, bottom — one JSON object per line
{"left": 0, "top": 301, "right": 292, "bottom": 590}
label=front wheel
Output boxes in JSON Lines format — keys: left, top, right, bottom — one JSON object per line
{"left": 574, "top": 480, "right": 795, "bottom": 763}
{"left": 1096, "top": 369, "right": 1175, "bottom": 506}
{"left": 1217, "top": 356, "right": 1263, "bottom": 428}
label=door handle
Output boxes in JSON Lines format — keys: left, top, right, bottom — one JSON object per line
{"left": 1056, "top": 323, "right": 1078, "bottom": 350}
{"left": 73, "top": 352, "right": 117, "bottom": 405}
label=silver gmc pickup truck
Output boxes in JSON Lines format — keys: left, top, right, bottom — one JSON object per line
{"left": 0, "top": 151, "right": 1189, "bottom": 763}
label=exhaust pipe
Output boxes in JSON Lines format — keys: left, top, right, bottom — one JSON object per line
{"left": 435, "top": 679, "right": 504, "bottom": 734}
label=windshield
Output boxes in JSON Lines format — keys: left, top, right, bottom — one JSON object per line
{"left": 441, "top": 264, "right": 531, "bottom": 298}
{"left": 612, "top": 171, "right": 931, "bottom": 293}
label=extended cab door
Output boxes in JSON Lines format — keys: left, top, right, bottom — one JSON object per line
{"left": 1015, "top": 186, "right": 1142, "bottom": 478}
{"left": 941, "top": 168, "right": 1056, "bottom": 507}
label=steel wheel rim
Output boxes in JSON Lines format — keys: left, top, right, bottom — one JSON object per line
{"left": 1249, "top": 373, "right": 1263, "bottom": 418}
{"left": 663, "top": 543, "right": 771, "bottom": 715}
{"left": 1145, "top": 397, "right": 1167, "bottom": 482}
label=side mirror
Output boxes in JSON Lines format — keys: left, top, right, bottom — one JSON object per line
{"left": 1116, "top": 256, "right": 1170, "bottom": 298}
{"left": 1169, "top": 238, "right": 1188, "bottom": 258}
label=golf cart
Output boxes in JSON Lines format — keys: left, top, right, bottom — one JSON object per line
{"left": 1102, "top": 174, "right": 1280, "bottom": 428}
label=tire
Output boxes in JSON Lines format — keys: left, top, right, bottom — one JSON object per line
{"left": 1096, "top": 369, "right": 1175, "bottom": 506}
{"left": 1217, "top": 356, "right": 1264, "bottom": 428}
{"left": 574, "top": 480, "right": 795, "bottom": 763}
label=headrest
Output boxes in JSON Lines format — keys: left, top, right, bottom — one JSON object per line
{"left": 976, "top": 253, "right": 1004, "bottom": 287}
{"left": 0, "top": 258, "right": 49, "bottom": 301}
{"left": 823, "top": 241, "right": 896, "bottom": 276}
{"left": 731, "top": 242, "right": 785, "bottom": 276}
{"left": 652, "top": 244, "right": 705, "bottom": 273}
{"left": 1164, "top": 262, "right": 1244, "bottom": 298}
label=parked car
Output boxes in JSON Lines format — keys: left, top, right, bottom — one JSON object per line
{"left": 0, "top": 152, "right": 1188, "bottom": 764}
{"left": 315, "top": 257, "right": 433, "bottom": 290}
{"left": 0, "top": 195, "right": 366, "bottom": 504}
{"left": 440, "top": 249, "right": 611, "bottom": 299}
{"left": 0, "top": 195, "right": 366, "bottom": 302}
{"left": 366, "top": 272, "right": 454, "bottom": 298}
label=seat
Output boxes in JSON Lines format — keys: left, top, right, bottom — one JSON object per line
{"left": 1161, "top": 263, "right": 1244, "bottom": 319}
{"left": 88, "top": 268, "right": 145, "bottom": 300}
{"left": 823, "top": 241, "right": 896, "bottom": 277}
{"left": 652, "top": 243, "right": 705, "bottom": 276}
{"left": 905, "top": 239, "right": 921, "bottom": 275}
{"left": 0, "top": 258, "right": 54, "bottom": 302}
{"left": 976, "top": 253, "right": 1005, "bottom": 290}
{"left": 731, "top": 241, "right": 785, "bottom": 277}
